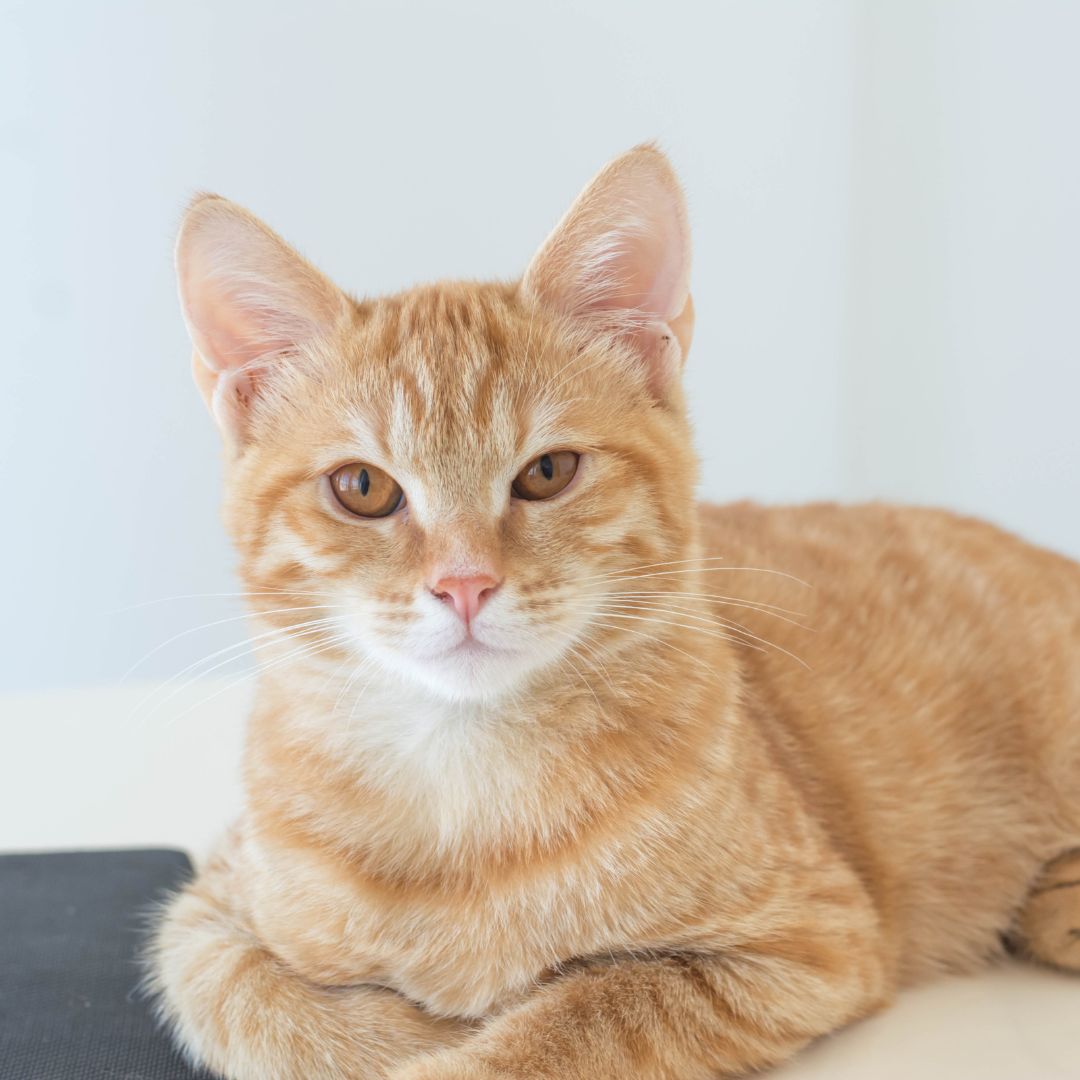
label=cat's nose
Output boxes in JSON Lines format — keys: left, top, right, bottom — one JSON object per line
{"left": 429, "top": 574, "right": 501, "bottom": 626}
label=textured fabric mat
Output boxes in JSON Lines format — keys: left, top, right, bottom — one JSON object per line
{"left": 0, "top": 849, "right": 209, "bottom": 1079}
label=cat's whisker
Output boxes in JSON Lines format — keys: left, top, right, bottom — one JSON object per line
{"left": 599, "top": 588, "right": 805, "bottom": 615}
{"left": 599, "top": 590, "right": 809, "bottom": 626}
{"left": 161, "top": 633, "right": 356, "bottom": 730}
{"left": 557, "top": 588, "right": 810, "bottom": 669}
{"left": 566, "top": 631, "right": 620, "bottom": 697}
{"left": 504, "top": 620, "right": 610, "bottom": 712}
{"left": 332, "top": 646, "right": 386, "bottom": 733}
{"left": 589, "top": 599, "right": 810, "bottom": 669}
{"left": 540, "top": 578, "right": 803, "bottom": 613}
{"left": 131, "top": 617, "right": 345, "bottom": 725}
{"left": 140, "top": 614, "right": 342, "bottom": 699}
{"left": 119, "top": 604, "right": 349, "bottom": 683}
{"left": 345, "top": 663, "right": 384, "bottom": 739}
{"left": 319, "top": 649, "right": 368, "bottom": 720}
{"left": 574, "top": 555, "right": 739, "bottom": 583}
{"left": 109, "top": 589, "right": 355, "bottom": 613}
{"left": 584, "top": 618, "right": 717, "bottom": 676}
{"left": 332, "top": 654, "right": 376, "bottom": 722}
{"left": 597, "top": 595, "right": 783, "bottom": 633}
{"left": 587, "top": 607, "right": 767, "bottom": 654}
{"left": 126, "top": 617, "right": 339, "bottom": 726}
{"left": 555, "top": 652, "right": 605, "bottom": 715}
{"left": 587, "top": 566, "right": 814, "bottom": 588}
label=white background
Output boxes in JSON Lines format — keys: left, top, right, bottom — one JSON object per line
{"left": 3, "top": 0, "right": 1078, "bottom": 693}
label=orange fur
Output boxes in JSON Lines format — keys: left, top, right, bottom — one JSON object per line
{"left": 149, "top": 146, "right": 1080, "bottom": 1079}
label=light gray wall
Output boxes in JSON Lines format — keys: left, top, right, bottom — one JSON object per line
{"left": 844, "top": 1, "right": 1080, "bottom": 547}
{"left": 2, "top": 1, "right": 1077, "bottom": 692}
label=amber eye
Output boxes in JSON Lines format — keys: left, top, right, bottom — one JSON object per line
{"left": 511, "top": 451, "right": 580, "bottom": 501}
{"left": 329, "top": 462, "right": 404, "bottom": 518}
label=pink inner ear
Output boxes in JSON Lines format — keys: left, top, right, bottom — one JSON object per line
{"left": 590, "top": 204, "right": 688, "bottom": 322}
{"left": 186, "top": 275, "right": 298, "bottom": 374}
{"left": 176, "top": 196, "right": 348, "bottom": 441}
{"left": 181, "top": 254, "right": 319, "bottom": 377}
{"left": 523, "top": 147, "right": 692, "bottom": 390}
{"left": 176, "top": 197, "right": 343, "bottom": 380}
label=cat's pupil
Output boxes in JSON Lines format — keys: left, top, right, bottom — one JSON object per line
{"left": 359, "top": 469, "right": 370, "bottom": 496}
{"left": 540, "top": 455, "right": 553, "bottom": 481}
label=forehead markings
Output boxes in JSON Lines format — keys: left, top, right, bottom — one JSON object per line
{"left": 345, "top": 288, "right": 592, "bottom": 526}
{"left": 352, "top": 379, "right": 591, "bottom": 530}
{"left": 525, "top": 397, "right": 578, "bottom": 456}
{"left": 340, "top": 409, "right": 391, "bottom": 470}
{"left": 340, "top": 404, "right": 436, "bottom": 526}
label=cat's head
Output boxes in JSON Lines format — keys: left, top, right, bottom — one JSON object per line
{"left": 177, "top": 145, "right": 698, "bottom": 703}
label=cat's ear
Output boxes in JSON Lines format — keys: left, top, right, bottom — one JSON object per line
{"left": 522, "top": 144, "right": 693, "bottom": 398}
{"left": 176, "top": 195, "right": 349, "bottom": 444}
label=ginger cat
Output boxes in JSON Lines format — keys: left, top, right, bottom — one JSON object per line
{"left": 150, "top": 145, "right": 1080, "bottom": 1079}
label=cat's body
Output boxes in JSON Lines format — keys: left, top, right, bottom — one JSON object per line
{"left": 151, "top": 148, "right": 1080, "bottom": 1079}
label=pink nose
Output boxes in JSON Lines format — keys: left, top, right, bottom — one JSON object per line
{"left": 429, "top": 574, "right": 501, "bottom": 625}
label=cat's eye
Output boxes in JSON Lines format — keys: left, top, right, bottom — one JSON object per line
{"left": 511, "top": 451, "right": 580, "bottom": 501}
{"left": 329, "top": 462, "right": 404, "bottom": 518}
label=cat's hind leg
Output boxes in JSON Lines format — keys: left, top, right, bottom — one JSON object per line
{"left": 146, "top": 833, "right": 468, "bottom": 1080}
{"left": 1014, "top": 848, "right": 1080, "bottom": 973}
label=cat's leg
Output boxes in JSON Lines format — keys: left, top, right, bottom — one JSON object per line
{"left": 147, "top": 839, "right": 470, "bottom": 1080}
{"left": 1014, "top": 847, "right": 1080, "bottom": 973}
{"left": 391, "top": 904, "right": 890, "bottom": 1080}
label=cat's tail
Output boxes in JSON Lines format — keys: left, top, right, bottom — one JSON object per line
{"left": 144, "top": 832, "right": 467, "bottom": 1080}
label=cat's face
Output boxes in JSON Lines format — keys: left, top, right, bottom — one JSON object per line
{"left": 178, "top": 146, "right": 697, "bottom": 702}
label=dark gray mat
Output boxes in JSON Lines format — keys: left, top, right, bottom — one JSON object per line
{"left": 0, "top": 848, "right": 210, "bottom": 1079}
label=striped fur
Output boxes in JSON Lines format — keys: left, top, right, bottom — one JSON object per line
{"left": 150, "top": 146, "right": 1080, "bottom": 1079}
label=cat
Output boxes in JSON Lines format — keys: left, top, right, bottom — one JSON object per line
{"left": 149, "top": 144, "right": 1080, "bottom": 1080}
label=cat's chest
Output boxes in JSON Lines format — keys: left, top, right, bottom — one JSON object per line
{"left": 243, "top": 825, "right": 692, "bottom": 1017}
{"left": 243, "top": 701, "right": 747, "bottom": 1015}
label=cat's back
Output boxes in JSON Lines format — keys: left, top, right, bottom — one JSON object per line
{"left": 698, "top": 499, "right": 1080, "bottom": 654}
{"left": 702, "top": 498, "right": 1079, "bottom": 583}
{"left": 697, "top": 497, "right": 1080, "bottom": 775}
{"left": 696, "top": 500, "right": 1080, "bottom": 976}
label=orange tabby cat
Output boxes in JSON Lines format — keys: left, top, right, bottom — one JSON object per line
{"left": 150, "top": 145, "right": 1080, "bottom": 1080}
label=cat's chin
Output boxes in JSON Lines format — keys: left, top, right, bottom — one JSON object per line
{"left": 374, "top": 637, "right": 547, "bottom": 704}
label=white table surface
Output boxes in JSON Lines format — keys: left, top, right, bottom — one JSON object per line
{"left": 3, "top": 681, "right": 1078, "bottom": 1079}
